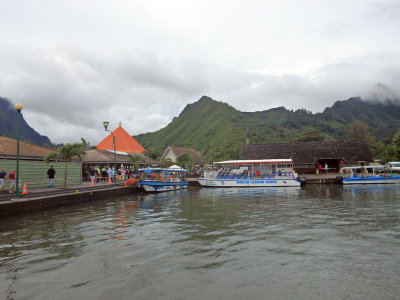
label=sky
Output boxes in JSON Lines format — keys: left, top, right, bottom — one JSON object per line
{"left": 1, "top": 0, "right": 400, "bottom": 144}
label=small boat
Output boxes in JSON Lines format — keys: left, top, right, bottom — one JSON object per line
{"left": 196, "top": 159, "right": 303, "bottom": 187}
{"left": 339, "top": 166, "right": 400, "bottom": 184}
{"left": 138, "top": 166, "right": 188, "bottom": 192}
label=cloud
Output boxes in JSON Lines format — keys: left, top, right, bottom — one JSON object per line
{"left": 1, "top": 44, "right": 400, "bottom": 144}
{"left": 1, "top": 1, "right": 400, "bottom": 144}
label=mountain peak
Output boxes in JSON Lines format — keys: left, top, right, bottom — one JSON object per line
{"left": 0, "top": 96, "right": 53, "bottom": 147}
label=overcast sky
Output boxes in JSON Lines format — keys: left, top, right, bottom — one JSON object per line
{"left": 1, "top": 0, "right": 400, "bottom": 144}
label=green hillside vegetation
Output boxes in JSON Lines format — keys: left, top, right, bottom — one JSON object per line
{"left": 135, "top": 95, "right": 400, "bottom": 162}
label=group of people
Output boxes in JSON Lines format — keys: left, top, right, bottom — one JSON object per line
{"left": 87, "top": 165, "right": 135, "bottom": 183}
{"left": 0, "top": 168, "right": 16, "bottom": 194}
{"left": 316, "top": 163, "right": 329, "bottom": 174}
{"left": 0, "top": 166, "right": 56, "bottom": 193}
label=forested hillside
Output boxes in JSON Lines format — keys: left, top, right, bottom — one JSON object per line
{"left": 135, "top": 96, "right": 400, "bottom": 161}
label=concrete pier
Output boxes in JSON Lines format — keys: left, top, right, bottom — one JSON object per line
{"left": 0, "top": 182, "right": 139, "bottom": 217}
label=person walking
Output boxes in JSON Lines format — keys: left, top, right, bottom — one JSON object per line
{"left": 8, "top": 170, "right": 16, "bottom": 194}
{"left": 89, "top": 166, "right": 96, "bottom": 183}
{"left": 317, "top": 164, "right": 322, "bottom": 174}
{"left": 47, "top": 165, "right": 56, "bottom": 187}
{"left": 0, "top": 168, "right": 7, "bottom": 193}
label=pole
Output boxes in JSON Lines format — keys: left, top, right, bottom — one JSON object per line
{"left": 15, "top": 110, "right": 21, "bottom": 199}
{"left": 103, "top": 121, "right": 117, "bottom": 186}
{"left": 113, "top": 134, "right": 116, "bottom": 186}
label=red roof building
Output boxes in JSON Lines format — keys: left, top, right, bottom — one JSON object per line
{"left": 97, "top": 126, "right": 145, "bottom": 154}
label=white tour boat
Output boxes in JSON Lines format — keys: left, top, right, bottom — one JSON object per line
{"left": 138, "top": 166, "right": 189, "bottom": 192}
{"left": 196, "top": 159, "right": 303, "bottom": 187}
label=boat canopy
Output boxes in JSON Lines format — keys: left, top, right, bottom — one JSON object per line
{"left": 213, "top": 159, "right": 293, "bottom": 164}
{"left": 138, "top": 168, "right": 187, "bottom": 172}
{"left": 341, "top": 166, "right": 383, "bottom": 170}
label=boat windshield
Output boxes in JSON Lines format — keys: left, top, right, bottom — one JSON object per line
{"left": 139, "top": 169, "right": 186, "bottom": 181}
{"left": 204, "top": 160, "right": 295, "bottom": 179}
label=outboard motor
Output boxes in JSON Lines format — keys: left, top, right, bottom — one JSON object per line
{"left": 336, "top": 176, "right": 343, "bottom": 184}
{"left": 297, "top": 177, "right": 307, "bottom": 186}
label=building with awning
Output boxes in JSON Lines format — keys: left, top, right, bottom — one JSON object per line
{"left": 161, "top": 146, "right": 203, "bottom": 164}
{"left": 0, "top": 136, "right": 81, "bottom": 187}
{"left": 82, "top": 126, "right": 161, "bottom": 179}
{"left": 243, "top": 140, "right": 373, "bottom": 174}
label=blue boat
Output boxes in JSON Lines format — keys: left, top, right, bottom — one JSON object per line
{"left": 340, "top": 166, "right": 400, "bottom": 185}
{"left": 138, "top": 166, "right": 188, "bottom": 192}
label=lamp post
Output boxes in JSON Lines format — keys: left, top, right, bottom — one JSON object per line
{"left": 103, "top": 121, "right": 117, "bottom": 186}
{"left": 15, "top": 103, "right": 23, "bottom": 198}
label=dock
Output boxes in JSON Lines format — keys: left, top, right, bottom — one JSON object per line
{"left": 0, "top": 181, "right": 138, "bottom": 217}
{"left": 300, "top": 173, "right": 342, "bottom": 184}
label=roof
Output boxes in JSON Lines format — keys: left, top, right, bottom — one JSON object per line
{"left": 138, "top": 168, "right": 187, "bottom": 172}
{"left": 83, "top": 149, "right": 160, "bottom": 165}
{"left": 214, "top": 159, "right": 293, "bottom": 164}
{"left": 163, "top": 146, "right": 203, "bottom": 164}
{"left": 0, "top": 136, "right": 54, "bottom": 159}
{"left": 97, "top": 126, "right": 145, "bottom": 154}
{"left": 243, "top": 140, "right": 373, "bottom": 164}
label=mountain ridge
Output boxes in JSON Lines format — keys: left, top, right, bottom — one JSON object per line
{"left": 135, "top": 95, "right": 400, "bottom": 161}
{"left": 0, "top": 97, "right": 53, "bottom": 148}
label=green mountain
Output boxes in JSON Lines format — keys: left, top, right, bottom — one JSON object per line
{"left": 135, "top": 96, "right": 400, "bottom": 161}
{"left": 0, "top": 97, "right": 53, "bottom": 147}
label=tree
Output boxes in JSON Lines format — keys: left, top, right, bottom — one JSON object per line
{"left": 345, "top": 120, "right": 371, "bottom": 141}
{"left": 160, "top": 158, "right": 173, "bottom": 168}
{"left": 80, "top": 137, "right": 97, "bottom": 150}
{"left": 205, "top": 143, "right": 222, "bottom": 164}
{"left": 295, "top": 128, "right": 325, "bottom": 142}
{"left": 127, "top": 154, "right": 145, "bottom": 171}
{"left": 176, "top": 151, "right": 193, "bottom": 169}
{"left": 45, "top": 142, "right": 86, "bottom": 188}
{"left": 393, "top": 129, "right": 400, "bottom": 148}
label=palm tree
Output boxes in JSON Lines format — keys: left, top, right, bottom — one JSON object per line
{"left": 176, "top": 151, "right": 193, "bottom": 169}
{"left": 127, "top": 154, "right": 145, "bottom": 171}
{"left": 45, "top": 142, "right": 86, "bottom": 188}
{"left": 160, "top": 158, "right": 173, "bottom": 168}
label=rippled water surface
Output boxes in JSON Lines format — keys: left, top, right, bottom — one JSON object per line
{"left": 1, "top": 185, "right": 400, "bottom": 299}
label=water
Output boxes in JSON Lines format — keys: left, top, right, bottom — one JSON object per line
{"left": 1, "top": 185, "right": 400, "bottom": 300}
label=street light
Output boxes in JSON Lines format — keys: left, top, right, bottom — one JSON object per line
{"left": 103, "top": 121, "right": 117, "bottom": 186}
{"left": 15, "top": 103, "right": 23, "bottom": 198}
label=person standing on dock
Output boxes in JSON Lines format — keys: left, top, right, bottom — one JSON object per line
{"left": 47, "top": 166, "right": 56, "bottom": 187}
{"left": 317, "top": 164, "right": 322, "bottom": 174}
{"left": 325, "top": 163, "right": 329, "bottom": 173}
{"left": 0, "top": 168, "right": 7, "bottom": 193}
{"left": 89, "top": 166, "right": 96, "bottom": 183}
{"left": 8, "top": 170, "right": 16, "bottom": 194}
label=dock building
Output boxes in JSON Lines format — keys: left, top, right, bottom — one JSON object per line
{"left": 243, "top": 140, "right": 373, "bottom": 174}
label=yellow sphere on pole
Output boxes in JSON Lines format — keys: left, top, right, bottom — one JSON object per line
{"left": 15, "top": 103, "right": 23, "bottom": 112}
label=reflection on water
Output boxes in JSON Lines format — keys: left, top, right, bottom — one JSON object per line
{"left": 1, "top": 185, "right": 400, "bottom": 299}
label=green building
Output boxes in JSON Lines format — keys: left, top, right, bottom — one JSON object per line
{"left": 0, "top": 136, "right": 82, "bottom": 188}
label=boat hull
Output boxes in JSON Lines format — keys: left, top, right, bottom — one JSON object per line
{"left": 139, "top": 181, "right": 189, "bottom": 192}
{"left": 342, "top": 176, "right": 400, "bottom": 185}
{"left": 196, "top": 178, "right": 301, "bottom": 187}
